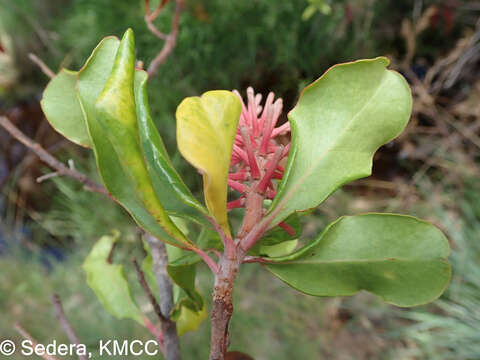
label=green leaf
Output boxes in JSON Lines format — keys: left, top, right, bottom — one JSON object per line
{"left": 301, "top": 5, "right": 317, "bottom": 21}
{"left": 249, "top": 213, "right": 301, "bottom": 256}
{"left": 259, "top": 239, "right": 298, "bottom": 257}
{"left": 265, "top": 214, "right": 451, "bottom": 307}
{"left": 83, "top": 233, "right": 143, "bottom": 323}
{"left": 166, "top": 245, "right": 204, "bottom": 315}
{"left": 267, "top": 58, "right": 412, "bottom": 227}
{"left": 196, "top": 226, "right": 223, "bottom": 251}
{"left": 134, "top": 70, "right": 210, "bottom": 228}
{"left": 176, "top": 91, "right": 242, "bottom": 237}
{"left": 77, "top": 30, "right": 190, "bottom": 248}
{"left": 41, "top": 69, "right": 91, "bottom": 147}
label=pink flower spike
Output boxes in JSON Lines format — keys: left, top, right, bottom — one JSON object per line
{"left": 227, "top": 197, "right": 245, "bottom": 210}
{"left": 228, "top": 179, "right": 249, "bottom": 194}
{"left": 278, "top": 221, "right": 296, "bottom": 236}
{"left": 240, "top": 126, "right": 260, "bottom": 179}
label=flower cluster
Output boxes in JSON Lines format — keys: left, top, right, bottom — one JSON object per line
{"left": 228, "top": 87, "right": 293, "bottom": 234}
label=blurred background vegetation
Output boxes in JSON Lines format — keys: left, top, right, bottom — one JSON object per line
{"left": 1, "top": 0, "right": 480, "bottom": 359}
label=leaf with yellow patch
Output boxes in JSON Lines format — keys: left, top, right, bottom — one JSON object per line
{"left": 176, "top": 91, "right": 241, "bottom": 236}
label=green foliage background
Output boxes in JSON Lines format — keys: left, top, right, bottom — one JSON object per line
{"left": 1, "top": 0, "right": 479, "bottom": 359}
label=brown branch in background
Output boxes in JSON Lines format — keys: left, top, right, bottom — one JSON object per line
{"left": 145, "top": 234, "right": 181, "bottom": 360}
{"left": 144, "top": 0, "right": 169, "bottom": 40}
{"left": 132, "top": 257, "right": 169, "bottom": 323}
{"left": 146, "top": 0, "right": 185, "bottom": 78}
{"left": 14, "top": 323, "right": 60, "bottom": 360}
{"left": 0, "top": 116, "right": 109, "bottom": 197}
{"left": 51, "top": 294, "right": 87, "bottom": 360}
{"left": 28, "top": 53, "right": 55, "bottom": 79}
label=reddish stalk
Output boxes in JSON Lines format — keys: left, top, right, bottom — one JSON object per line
{"left": 206, "top": 216, "right": 236, "bottom": 260}
{"left": 278, "top": 221, "right": 295, "bottom": 236}
{"left": 191, "top": 247, "right": 220, "bottom": 273}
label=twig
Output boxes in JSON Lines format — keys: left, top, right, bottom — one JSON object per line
{"left": 0, "top": 116, "right": 109, "bottom": 197}
{"left": 145, "top": 234, "right": 181, "bottom": 360}
{"left": 144, "top": 0, "right": 169, "bottom": 40}
{"left": 51, "top": 294, "right": 87, "bottom": 360}
{"left": 14, "top": 323, "right": 60, "bottom": 360}
{"left": 28, "top": 53, "right": 55, "bottom": 79}
{"left": 132, "top": 257, "right": 169, "bottom": 323}
{"left": 36, "top": 171, "right": 60, "bottom": 183}
{"left": 146, "top": 0, "right": 185, "bottom": 78}
{"left": 191, "top": 246, "right": 220, "bottom": 273}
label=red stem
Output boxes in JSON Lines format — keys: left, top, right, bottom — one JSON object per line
{"left": 143, "top": 317, "right": 166, "bottom": 355}
{"left": 205, "top": 216, "right": 236, "bottom": 260}
{"left": 278, "top": 221, "right": 295, "bottom": 236}
{"left": 191, "top": 247, "right": 220, "bottom": 273}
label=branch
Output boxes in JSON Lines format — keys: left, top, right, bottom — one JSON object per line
{"left": 0, "top": 116, "right": 109, "bottom": 197}
{"left": 14, "top": 323, "right": 60, "bottom": 360}
{"left": 146, "top": 0, "right": 185, "bottom": 78}
{"left": 132, "top": 257, "right": 169, "bottom": 323}
{"left": 51, "top": 294, "right": 87, "bottom": 360}
{"left": 28, "top": 53, "right": 55, "bottom": 79}
{"left": 144, "top": 0, "right": 169, "bottom": 40}
{"left": 145, "top": 234, "right": 181, "bottom": 360}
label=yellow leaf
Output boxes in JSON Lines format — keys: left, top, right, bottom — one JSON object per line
{"left": 176, "top": 91, "right": 241, "bottom": 237}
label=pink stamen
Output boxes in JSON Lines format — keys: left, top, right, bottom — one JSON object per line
{"left": 259, "top": 107, "right": 273, "bottom": 155}
{"left": 240, "top": 126, "right": 260, "bottom": 179}
{"left": 227, "top": 197, "right": 245, "bottom": 210}
{"left": 233, "top": 144, "right": 249, "bottom": 164}
{"left": 266, "top": 189, "right": 276, "bottom": 199}
{"left": 257, "top": 146, "right": 283, "bottom": 193}
{"left": 272, "top": 171, "right": 283, "bottom": 179}
{"left": 271, "top": 122, "right": 290, "bottom": 138}
{"left": 228, "top": 179, "right": 249, "bottom": 193}
{"left": 271, "top": 99, "right": 283, "bottom": 129}
{"left": 228, "top": 171, "right": 248, "bottom": 181}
